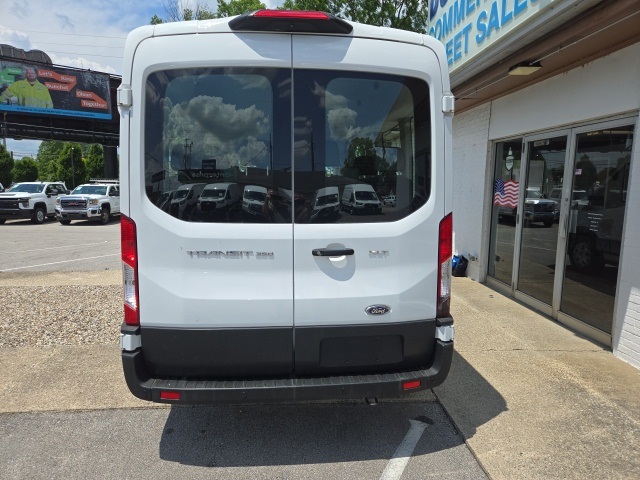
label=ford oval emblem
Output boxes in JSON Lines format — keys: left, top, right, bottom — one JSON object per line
{"left": 365, "top": 305, "right": 391, "bottom": 315}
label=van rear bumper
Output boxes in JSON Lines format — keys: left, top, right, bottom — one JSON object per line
{"left": 120, "top": 320, "right": 454, "bottom": 404}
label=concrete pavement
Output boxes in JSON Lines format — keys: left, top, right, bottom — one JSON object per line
{"left": 1, "top": 276, "right": 639, "bottom": 478}
{"left": 435, "top": 278, "right": 640, "bottom": 479}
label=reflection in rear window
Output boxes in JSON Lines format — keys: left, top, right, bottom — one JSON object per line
{"left": 144, "top": 67, "right": 430, "bottom": 224}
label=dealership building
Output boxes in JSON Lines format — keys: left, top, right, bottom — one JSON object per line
{"left": 429, "top": 0, "right": 640, "bottom": 367}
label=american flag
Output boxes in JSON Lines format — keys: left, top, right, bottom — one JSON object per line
{"left": 494, "top": 179, "right": 519, "bottom": 208}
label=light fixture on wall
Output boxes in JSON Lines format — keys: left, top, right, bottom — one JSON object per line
{"left": 508, "top": 61, "right": 542, "bottom": 76}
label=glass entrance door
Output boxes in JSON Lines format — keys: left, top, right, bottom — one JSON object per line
{"left": 515, "top": 135, "right": 567, "bottom": 309}
{"left": 487, "top": 119, "right": 635, "bottom": 346}
{"left": 558, "top": 124, "right": 634, "bottom": 337}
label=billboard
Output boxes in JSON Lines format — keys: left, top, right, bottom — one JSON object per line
{"left": 0, "top": 61, "right": 112, "bottom": 120}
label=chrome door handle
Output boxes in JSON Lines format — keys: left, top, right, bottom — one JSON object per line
{"left": 312, "top": 248, "right": 354, "bottom": 257}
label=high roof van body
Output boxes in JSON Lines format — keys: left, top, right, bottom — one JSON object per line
{"left": 118, "top": 10, "right": 455, "bottom": 404}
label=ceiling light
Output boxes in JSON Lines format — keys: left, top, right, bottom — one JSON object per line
{"left": 508, "top": 61, "right": 542, "bottom": 76}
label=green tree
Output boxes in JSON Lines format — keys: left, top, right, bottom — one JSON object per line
{"left": 153, "top": 0, "right": 216, "bottom": 22}
{"left": 217, "top": 0, "right": 265, "bottom": 17}
{"left": 56, "top": 144, "right": 87, "bottom": 190}
{"left": 342, "top": 137, "right": 379, "bottom": 179}
{"left": 85, "top": 144, "right": 105, "bottom": 179}
{"left": 281, "top": 0, "right": 333, "bottom": 12}
{"left": 282, "top": 0, "right": 428, "bottom": 33}
{"left": 36, "top": 141, "right": 65, "bottom": 181}
{"left": 0, "top": 144, "right": 14, "bottom": 187}
{"left": 151, "top": 0, "right": 265, "bottom": 23}
{"left": 12, "top": 157, "right": 39, "bottom": 182}
{"left": 153, "top": 0, "right": 427, "bottom": 32}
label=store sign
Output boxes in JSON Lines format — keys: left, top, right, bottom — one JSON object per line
{"left": 429, "top": 0, "right": 557, "bottom": 72}
{"left": 0, "top": 60, "right": 112, "bottom": 120}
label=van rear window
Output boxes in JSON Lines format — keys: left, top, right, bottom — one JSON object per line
{"left": 144, "top": 67, "right": 430, "bottom": 223}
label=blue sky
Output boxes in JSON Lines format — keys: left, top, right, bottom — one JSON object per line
{"left": 1, "top": 0, "right": 281, "bottom": 159}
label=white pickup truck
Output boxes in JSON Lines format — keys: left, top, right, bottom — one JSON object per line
{"left": 0, "top": 181, "right": 69, "bottom": 224}
{"left": 55, "top": 179, "right": 120, "bottom": 225}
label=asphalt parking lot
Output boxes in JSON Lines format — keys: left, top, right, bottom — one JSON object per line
{"left": 0, "top": 217, "right": 488, "bottom": 480}
{"left": 0, "top": 216, "right": 121, "bottom": 273}
{"left": 6, "top": 216, "right": 638, "bottom": 479}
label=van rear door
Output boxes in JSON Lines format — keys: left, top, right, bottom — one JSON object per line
{"left": 130, "top": 32, "right": 296, "bottom": 378}
{"left": 291, "top": 36, "right": 447, "bottom": 375}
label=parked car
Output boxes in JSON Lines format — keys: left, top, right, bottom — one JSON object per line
{"left": 568, "top": 181, "right": 627, "bottom": 272}
{"left": 168, "top": 183, "right": 206, "bottom": 220}
{"left": 549, "top": 188, "right": 588, "bottom": 221}
{"left": 118, "top": 10, "right": 454, "bottom": 405}
{"left": 341, "top": 183, "right": 382, "bottom": 214}
{"left": 242, "top": 185, "right": 268, "bottom": 219}
{"left": 0, "top": 181, "right": 68, "bottom": 224}
{"left": 382, "top": 195, "right": 396, "bottom": 207}
{"left": 194, "top": 182, "right": 241, "bottom": 221}
{"left": 499, "top": 190, "right": 557, "bottom": 227}
{"left": 55, "top": 180, "right": 120, "bottom": 225}
{"left": 310, "top": 186, "right": 340, "bottom": 221}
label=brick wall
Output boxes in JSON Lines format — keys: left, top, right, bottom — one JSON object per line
{"left": 614, "top": 144, "right": 640, "bottom": 368}
{"left": 451, "top": 103, "right": 492, "bottom": 281}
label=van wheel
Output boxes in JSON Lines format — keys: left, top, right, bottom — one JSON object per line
{"left": 100, "top": 207, "right": 111, "bottom": 225}
{"left": 59, "top": 219, "right": 71, "bottom": 225}
{"left": 32, "top": 207, "right": 46, "bottom": 224}
{"left": 571, "top": 238, "right": 604, "bottom": 272}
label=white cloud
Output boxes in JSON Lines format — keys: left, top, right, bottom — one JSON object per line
{"left": 0, "top": 1, "right": 287, "bottom": 157}
{"left": 166, "top": 95, "right": 271, "bottom": 168}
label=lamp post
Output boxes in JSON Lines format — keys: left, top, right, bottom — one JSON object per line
{"left": 70, "top": 147, "right": 75, "bottom": 189}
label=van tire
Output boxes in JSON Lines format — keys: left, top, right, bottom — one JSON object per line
{"left": 571, "top": 237, "right": 604, "bottom": 272}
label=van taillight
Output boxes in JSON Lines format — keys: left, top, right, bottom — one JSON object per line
{"left": 254, "top": 10, "right": 329, "bottom": 20}
{"left": 229, "top": 9, "right": 353, "bottom": 34}
{"left": 121, "top": 214, "right": 139, "bottom": 326}
{"left": 437, "top": 213, "right": 453, "bottom": 318}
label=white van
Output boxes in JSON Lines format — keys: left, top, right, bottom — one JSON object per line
{"left": 242, "top": 185, "right": 268, "bottom": 220}
{"left": 341, "top": 183, "right": 382, "bottom": 215}
{"left": 118, "top": 10, "right": 454, "bottom": 404}
{"left": 168, "top": 183, "right": 206, "bottom": 220}
{"left": 310, "top": 186, "right": 340, "bottom": 221}
{"left": 195, "top": 182, "right": 241, "bottom": 221}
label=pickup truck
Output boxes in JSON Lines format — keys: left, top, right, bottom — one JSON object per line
{"left": 55, "top": 180, "right": 120, "bottom": 225}
{"left": 0, "top": 181, "right": 68, "bottom": 224}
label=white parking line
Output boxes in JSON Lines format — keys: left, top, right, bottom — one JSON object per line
{"left": 0, "top": 254, "right": 119, "bottom": 272}
{"left": 5, "top": 241, "right": 113, "bottom": 254}
{"left": 379, "top": 419, "right": 428, "bottom": 480}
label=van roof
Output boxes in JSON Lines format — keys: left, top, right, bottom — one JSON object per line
{"left": 128, "top": 12, "right": 432, "bottom": 49}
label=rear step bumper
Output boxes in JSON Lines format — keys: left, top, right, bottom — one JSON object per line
{"left": 121, "top": 335, "right": 453, "bottom": 404}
